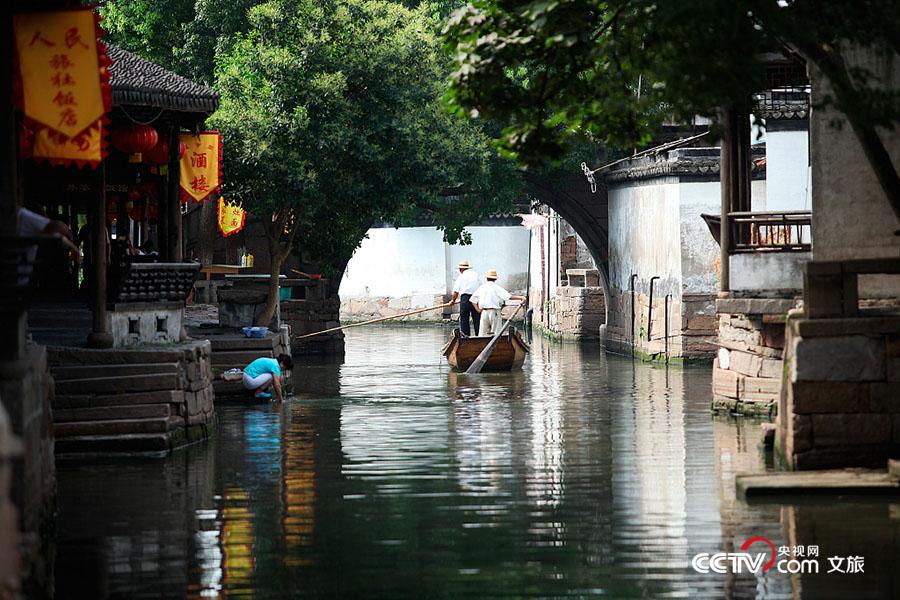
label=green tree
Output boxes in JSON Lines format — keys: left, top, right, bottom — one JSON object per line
{"left": 442, "top": 0, "right": 900, "bottom": 222}
{"left": 211, "top": 0, "right": 521, "bottom": 325}
{"left": 99, "top": 0, "right": 256, "bottom": 83}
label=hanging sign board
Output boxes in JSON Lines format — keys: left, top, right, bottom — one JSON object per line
{"left": 218, "top": 197, "right": 246, "bottom": 237}
{"left": 13, "top": 8, "right": 111, "bottom": 167}
{"left": 180, "top": 131, "right": 222, "bottom": 203}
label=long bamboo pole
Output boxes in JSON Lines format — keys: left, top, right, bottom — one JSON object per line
{"left": 293, "top": 302, "right": 453, "bottom": 340}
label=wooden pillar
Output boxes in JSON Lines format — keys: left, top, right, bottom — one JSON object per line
{"left": 158, "top": 159, "right": 169, "bottom": 261}
{"left": 0, "top": 6, "right": 16, "bottom": 235}
{"left": 167, "top": 125, "right": 183, "bottom": 262}
{"left": 86, "top": 163, "right": 113, "bottom": 348}
{"left": 736, "top": 111, "right": 752, "bottom": 212}
{"left": 719, "top": 108, "right": 735, "bottom": 293}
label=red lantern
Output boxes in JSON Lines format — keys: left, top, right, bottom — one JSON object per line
{"left": 144, "top": 139, "right": 186, "bottom": 165}
{"left": 110, "top": 124, "right": 159, "bottom": 155}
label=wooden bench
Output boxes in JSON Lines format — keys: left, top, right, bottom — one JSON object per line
{"left": 805, "top": 258, "right": 900, "bottom": 318}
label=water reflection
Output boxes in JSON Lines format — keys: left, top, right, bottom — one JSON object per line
{"left": 52, "top": 326, "right": 900, "bottom": 599}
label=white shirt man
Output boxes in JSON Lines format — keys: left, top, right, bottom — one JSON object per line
{"left": 450, "top": 260, "right": 480, "bottom": 336}
{"left": 471, "top": 269, "right": 525, "bottom": 336}
{"left": 15, "top": 206, "right": 79, "bottom": 284}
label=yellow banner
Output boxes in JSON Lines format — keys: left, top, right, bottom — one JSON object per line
{"left": 32, "top": 120, "right": 102, "bottom": 165}
{"left": 14, "top": 9, "right": 106, "bottom": 139}
{"left": 180, "top": 132, "right": 221, "bottom": 202}
{"left": 218, "top": 198, "right": 246, "bottom": 237}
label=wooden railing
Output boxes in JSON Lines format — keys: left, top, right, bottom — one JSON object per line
{"left": 729, "top": 211, "right": 811, "bottom": 253}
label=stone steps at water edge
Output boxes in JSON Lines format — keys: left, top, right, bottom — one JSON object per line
{"left": 51, "top": 362, "right": 179, "bottom": 381}
{"left": 54, "top": 390, "right": 184, "bottom": 410}
{"left": 55, "top": 373, "right": 181, "bottom": 395}
{"left": 54, "top": 403, "right": 172, "bottom": 423}
{"left": 55, "top": 433, "right": 174, "bottom": 455}
{"left": 54, "top": 416, "right": 183, "bottom": 437}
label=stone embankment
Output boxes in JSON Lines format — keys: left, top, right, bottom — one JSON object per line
{"left": 48, "top": 341, "right": 215, "bottom": 456}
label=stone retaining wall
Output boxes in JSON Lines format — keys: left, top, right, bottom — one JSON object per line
{"left": 0, "top": 344, "right": 55, "bottom": 597}
{"left": 341, "top": 294, "right": 446, "bottom": 322}
{"left": 0, "top": 403, "right": 21, "bottom": 599}
{"left": 604, "top": 288, "right": 716, "bottom": 361}
{"left": 542, "top": 286, "right": 605, "bottom": 339}
{"left": 777, "top": 313, "right": 900, "bottom": 469}
{"left": 48, "top": 341, "right": 215, "bottom": 455}
{"left": 712, "top": 297, "right": 795, "bottom": 416}
{"left": 283, "top": 298, "right": 345, "bottom": 355}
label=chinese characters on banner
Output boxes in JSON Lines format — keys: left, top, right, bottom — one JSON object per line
{"left": 218, "top": 198, "right": 246, "bottom": 237}
{"left": 13, "top": 9, "right": 111, "bottom": 167}
{"left": 180, "top": 132, "right": 222, "bottom": 203}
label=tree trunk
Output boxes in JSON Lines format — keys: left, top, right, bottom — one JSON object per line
{"left": 255, "top": 210, "right": 297, "bottom": 327}
{"left": 256, "top": 250, "right": 284, "bottom": 327}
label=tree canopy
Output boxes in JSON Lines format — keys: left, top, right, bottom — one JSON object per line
{"left": 211, "top": 0, "right": 520, "bottom": 260}
{"left": 442, "top": 1, "right": 900, "bottom": 219}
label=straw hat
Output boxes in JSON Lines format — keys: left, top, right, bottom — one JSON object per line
{"left": 457, "top": 260, "right": 470, "bottom": 269}
{"left": 485, "top": 269, "right": 498, "bottom": 280}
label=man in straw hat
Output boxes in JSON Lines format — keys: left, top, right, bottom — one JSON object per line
{"left": 450, "top": 259, "right": 480, "bottom": 336}
{"left": 471, "top": 269, "right": 525, "bottom": 336}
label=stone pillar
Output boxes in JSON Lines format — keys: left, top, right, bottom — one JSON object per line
{"left": 777, "top": 311, "right": 900, "bottom": 469}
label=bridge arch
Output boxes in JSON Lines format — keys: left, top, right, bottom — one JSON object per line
{"left": 523, "top": 172, "right": 611, "bottom": 303}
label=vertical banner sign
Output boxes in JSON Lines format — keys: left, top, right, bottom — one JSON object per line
{"left": 180, "top": 131, "right": 222, "bottom": 203}
{"left": 217, "top": 198, "right": 246, "bottom": 237}
{"left": 13, "top": 9, "right": 111, "bottom": 167}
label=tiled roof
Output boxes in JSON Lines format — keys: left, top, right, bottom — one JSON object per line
{"left": 107, "top": 44, "right": 218, "bottom": 114}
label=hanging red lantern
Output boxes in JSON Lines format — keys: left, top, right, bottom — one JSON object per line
{"left": 110, "top": 124, "right": 159, "bottom": 155}
{"left": 144, "top": 139, "right": 186, "bottom": 165}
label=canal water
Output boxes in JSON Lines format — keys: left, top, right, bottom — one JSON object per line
{"left": 54, "top": 326, "right": 899, "bottom": 599}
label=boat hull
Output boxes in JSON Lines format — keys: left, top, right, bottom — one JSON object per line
{"left": 441, "top": 327, "right": 530, "bottom": 372}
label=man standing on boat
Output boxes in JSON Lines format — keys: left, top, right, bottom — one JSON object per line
{"left": 450, "top": 259, "right": 481, "bottom": 337}
{"left": 471, "top": 269, "right": 525, "bottom": 336}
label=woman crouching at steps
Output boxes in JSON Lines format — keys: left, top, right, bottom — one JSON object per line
{"left": 242, "top": 354, "right": 293, "bottom": 401}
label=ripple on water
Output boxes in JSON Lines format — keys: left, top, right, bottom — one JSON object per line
{"left": 52, "top": 326, "right": 900, "bottom": 599}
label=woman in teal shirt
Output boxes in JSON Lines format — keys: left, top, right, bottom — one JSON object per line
{"left": 242, "top": 354, "right": 293, "bottom": 400}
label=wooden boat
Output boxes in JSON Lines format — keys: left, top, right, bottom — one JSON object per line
{"left": 441, "top": 327, "right": 530, "bottom": 372}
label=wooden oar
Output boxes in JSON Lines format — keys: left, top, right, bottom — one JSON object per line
{"left": 464, "top": 302, "right": 525, "bottom": 375}
{"left": 293, "top": 302, "right": 452, "bottom": 340}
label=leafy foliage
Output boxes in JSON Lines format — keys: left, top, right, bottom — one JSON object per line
{"left": 442, "top": 1, "right": 900, "bottom": 168}
{"left": 210, "top": 0, "right": 522, "bottom": 274}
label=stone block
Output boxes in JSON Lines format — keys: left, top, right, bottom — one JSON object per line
{"left": 716, "top": 297, "right": 795, "bottom": 315}
{"left": 793, "top": 444, "right": 895, "bottom": 470}
{"left": 759, "top": 357, "right": 783, "bottom": 379}
{"left": 811, "top": 413, "right": 891, "bottom": 446}
{"left": 687, "top": 315, "right": 717, "bottom": 331}
{"left": 713, "top": 367, "right": 741, "bottom": 399}
{"left": 760, "top": 325, "right": 786, "bottom": 350}
{"left": 730, "top": 351, "right": 762, "bottom": 377}
{"left": 743, "top": 377, "right": 781, "bottom": 394}
{"left": 792, "top": 414, "right": 813, "bottom": 453}
{"left": 53, "top": 403, "right": 171, "bottom": 423}
{"left": 794, "top": 335, "right": 886, "bottom": 381}
{"left": 792, "top": 381, "right": 871, "bottom": 413}
{"left": 887, "top": 334, "right": 900, "bottom": 358}
{"left": 869, "top": 383, "right": 900, "bottom": 413}
{"left": 888, "top": 358, "right": 900, "bottom": 383}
